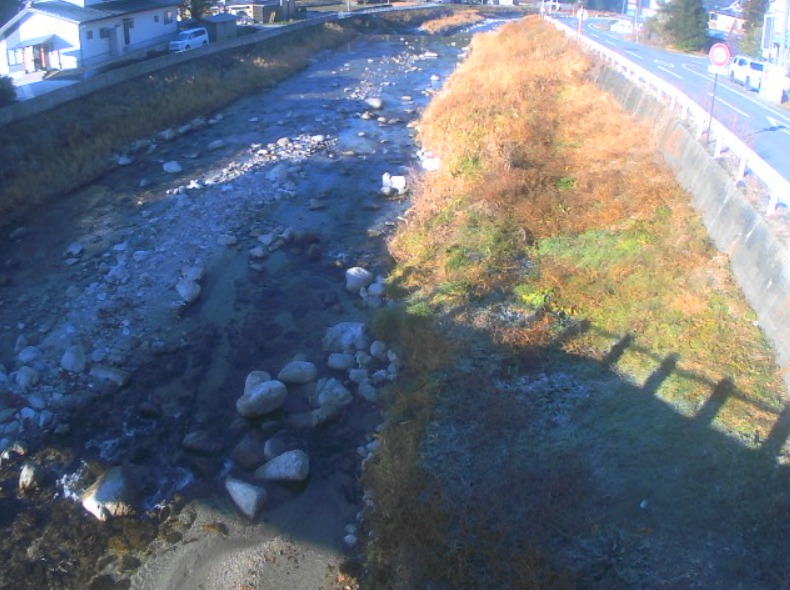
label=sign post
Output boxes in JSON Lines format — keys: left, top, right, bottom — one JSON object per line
{"left": 706, "top": 43, "right": 731, "bottom": 139}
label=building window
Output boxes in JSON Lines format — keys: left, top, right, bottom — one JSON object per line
{"left": 100, "top": 28, "right": 110, "bottom": 38}
{"left": 164, "top": 10, "right": 173, "bottom": 24}
{"left": 154, "top": 15, "right": 159, "bottom": 22}
{"left": 86, "top": 30, "right": 94, "bottom": 40}
{"left": 7, "top": 49, "right": 21, "bottom": 66}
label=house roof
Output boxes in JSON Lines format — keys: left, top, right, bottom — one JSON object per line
{"left": 28, "top": 0, "right": 179, "bottom": 24}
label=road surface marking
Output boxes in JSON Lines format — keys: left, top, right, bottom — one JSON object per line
{"left": 766, "top": 115, "right": 790, "bottom": 135}
{"left": 708, "top": 94, "right": 751, "bottom": 117}
{"left": 657, "top": 65, "right": 682, "bottom": 80}
{"left": 655, "top": 59, "right": 675, "bottom": 68}
{"left": 625, "top": 50, "right": 642, "bottom": 60}
{"left": 681, "top": 63, "right": 713, "bottom": 81}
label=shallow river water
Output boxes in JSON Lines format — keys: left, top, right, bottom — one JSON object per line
{"left": 0, "top": 20, "right": 512, "bottom": 589}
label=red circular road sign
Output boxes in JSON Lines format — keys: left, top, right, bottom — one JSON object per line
{"left": 709, "top": 43, "right": 731, "bottom": 67}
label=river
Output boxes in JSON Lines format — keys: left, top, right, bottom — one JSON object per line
{"left": 0, "top": 19, "right": 512, "bottom": 590}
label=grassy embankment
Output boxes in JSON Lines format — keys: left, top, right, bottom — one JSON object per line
{"left": 0, "top": 21, "right": 366, "bottom": 227}
{"left": 362, "top": 16, "right": 790, "bottom": 589}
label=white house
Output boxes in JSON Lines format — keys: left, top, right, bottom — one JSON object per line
{"left": 0, "top": 0, "right": 181, "bottom": 76}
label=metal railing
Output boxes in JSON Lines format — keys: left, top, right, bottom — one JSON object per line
{"left": 548, "top": 17, "right": 790, "bottom": 214}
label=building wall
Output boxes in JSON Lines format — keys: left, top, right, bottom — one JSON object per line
{"left": 1, "top": 7, "right": 180, "bottom": 75}
{"left": 0, "top": 13, "right": 81, "bottom": 74}
{"left": 79, "top": 7, "right": 178, "bottom": 67}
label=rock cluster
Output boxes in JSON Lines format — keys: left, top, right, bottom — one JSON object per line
{"left": 222, "top": 319, "right": 399, "bottom": 520}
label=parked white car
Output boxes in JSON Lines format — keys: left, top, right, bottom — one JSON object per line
{"left": 610, "top": 20, "right": 634, "bottom": 34}
{"left": 169, "top": 27, "right": 209, "bottom": 53}
{"left": 728, "top": 54, "right": 766, "bottom": 91}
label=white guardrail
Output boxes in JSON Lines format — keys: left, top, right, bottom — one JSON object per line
{"left": 548, "top": 17, "right": 790, "bottom": 214}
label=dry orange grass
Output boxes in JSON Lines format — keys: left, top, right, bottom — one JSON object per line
{"left": 369, "top": 16, "right": 790, "bottom": 589}
{"left": 418, "top": 9, "right": 485, "bottom": 34}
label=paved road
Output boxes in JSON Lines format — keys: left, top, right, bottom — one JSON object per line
{"left": 568, "top": 17, "right": 790, "bottom": 183}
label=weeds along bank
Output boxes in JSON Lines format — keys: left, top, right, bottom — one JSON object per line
{"left": 362, "top": 16, "right": 790, "bottom": 589}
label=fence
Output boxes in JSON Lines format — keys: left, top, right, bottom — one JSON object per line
{"left": 548, "top": 17, "right": 790, "bottom": 214}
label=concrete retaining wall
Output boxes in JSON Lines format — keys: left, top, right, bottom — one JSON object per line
{"left": 597, "top": 66, "right": 790, "bottom": 387}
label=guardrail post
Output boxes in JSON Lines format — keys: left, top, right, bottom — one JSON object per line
{"left": 767, "top": 193, "right": 779, "bottom": 214}
{"left": 714, "top": 135, "right": 724, "bottom": 158}
{"left": 737, "top": 157, "right": 747, "bottom": 180}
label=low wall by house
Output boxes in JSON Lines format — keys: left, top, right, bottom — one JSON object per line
{"left": 597, "top": 66, "right": 790, "bottom": 389}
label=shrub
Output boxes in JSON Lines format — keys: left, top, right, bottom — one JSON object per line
{"left": 0, "top": 76, "right": 16, "bottom": 107}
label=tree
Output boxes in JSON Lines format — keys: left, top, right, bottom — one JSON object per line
{"left": 183, "top": 0, "right": 209, "bottom": 20}
{"left": 659, "top": 0, "right": 709, "bottom": 51}
{"left": 740, "top": 0, "right": 768, "bottom": 57}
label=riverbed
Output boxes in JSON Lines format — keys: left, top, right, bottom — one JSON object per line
{"left": 0, "top": 21, "right": 510, "bottom": 590}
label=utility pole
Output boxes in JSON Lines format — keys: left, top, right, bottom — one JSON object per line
{"left": 782, "top": 0, "right": 789, "bottom": 68}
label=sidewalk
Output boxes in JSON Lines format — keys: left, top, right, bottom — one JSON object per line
{"left": 11, "top": 70, "right": 79, "bottom": 101}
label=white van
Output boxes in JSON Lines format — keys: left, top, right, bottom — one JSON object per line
{"left": 169, "top": 27, "right": 210, "bottom": 53}
{"left": 728, "top": 55, "right": 766, "bottom": 91}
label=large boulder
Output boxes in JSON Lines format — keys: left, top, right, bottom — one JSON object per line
{"left": 323, "top": 322, "right": 369, "bottom": 353}
{"left": 254, "top": 450, "right": 310, "bottom": 482}
{"left": 225, "top": 477, "right": 267, "bottom": 520}
{"left": 236, "top": 379, "right": 287, "bottom": 418}
{"left": 61, "top": 345, "right": 87, "bottom": 373}
{"left": 345, "top": 267, "right": 373, "bottom": 293}
{"left": 316, "top": 378, "right": 352, "bottom": 408}
{"left": 81, "top": 467, "right": 137, "bottom": 521}
{"left": 277, "top": 360, "right": 317, "bottom": 384}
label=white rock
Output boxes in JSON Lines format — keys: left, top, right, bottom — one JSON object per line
{"left": 343, "top": 533, "right": 358, "bottom": 549}
{"left": 371, "top": 369, "right": 390, "bottom": 384}
{"left": 244, "top": 370, "right": 272, "bottom": 394}
{"left": 358, "top": 382, "right": 378, "bottom": 402}
{"left": 65, "top": 242, "right": 84, "bottom": 257}
{"left": 348, "top": 368, "right": 368, "bottom": 385}
{"left": 263, "top": 437, "right": 286, "bottom": 461}
{"left": 19, "top": 461, "right": 42, "bottom": 492}
{"left": 14, "top": 335, "right": 28, "bottom": 354}
{"left": 323, "top": 322, "right": 369, "bottom": 353}
{"left": 327, "top": 352, "right": 355, "bottom": 371}
{"left": 159, "top": 128, "right": 177, "bottom": 141}
{"left": 175, "top": 279, "right": 201, "bottom": 304}
{"left": 163, "top": 161, "right": 182, "bottom": 174}
{"left": 207, "top": 139, "right": 226, "bottom": 151}
{"left": 370, "top": 340, "right": 388, "bottom": 361}
{"left": 18, "top": 346, "right": 40, "bottom": 364}
{"left": 181, "top": 264, "right": 205, "bottom": 282}
{"left": 15, "top": 366, "right": 39, "bottom": 390}
{"left": 236, "top": 380, "right": 287, "bottom": 418}
{"left": 390, "top": 175, "right": 407, "bottom": 194}
{"left": 225, "top": 477, "right": 267, "bottom": 519}
{"left": 89, "top": 364, "right": 131, "bottom": 387}
{"left": 368, "top": 278, "right": 385, "bottom": 298}
{"left": 61, "top": 345, "right": 87, "bottom": 373}
{"left": 217, "top": 234, "right": 238, "bottom": 246}
{"left": 81, "top": 467, "right": 137, "bottom": 521}
{"left": 345, "top": 267, "right": 374, "bottom": 293}
{"left": 287, "top": 404, "right": 341, "bottom": 429}
{"left": 255, "top": 450, "right": 310, "bottom": 482}
{"left": 365, "top": 97, "right": 383, "bottom": 110}
{"left": 277, "top": 361, "right": 317, "bottom": 384}
{"left": 317, "top": 377, "right": 352, "bottom": 407}
{"left": 249, "top": 245, "right": 267, "bottom": 259}
{"left": 355, "top": 351, "right": 372, "bottom": 368}
{"left": 117, "top": 155, "right": 132, "bottom": 166}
